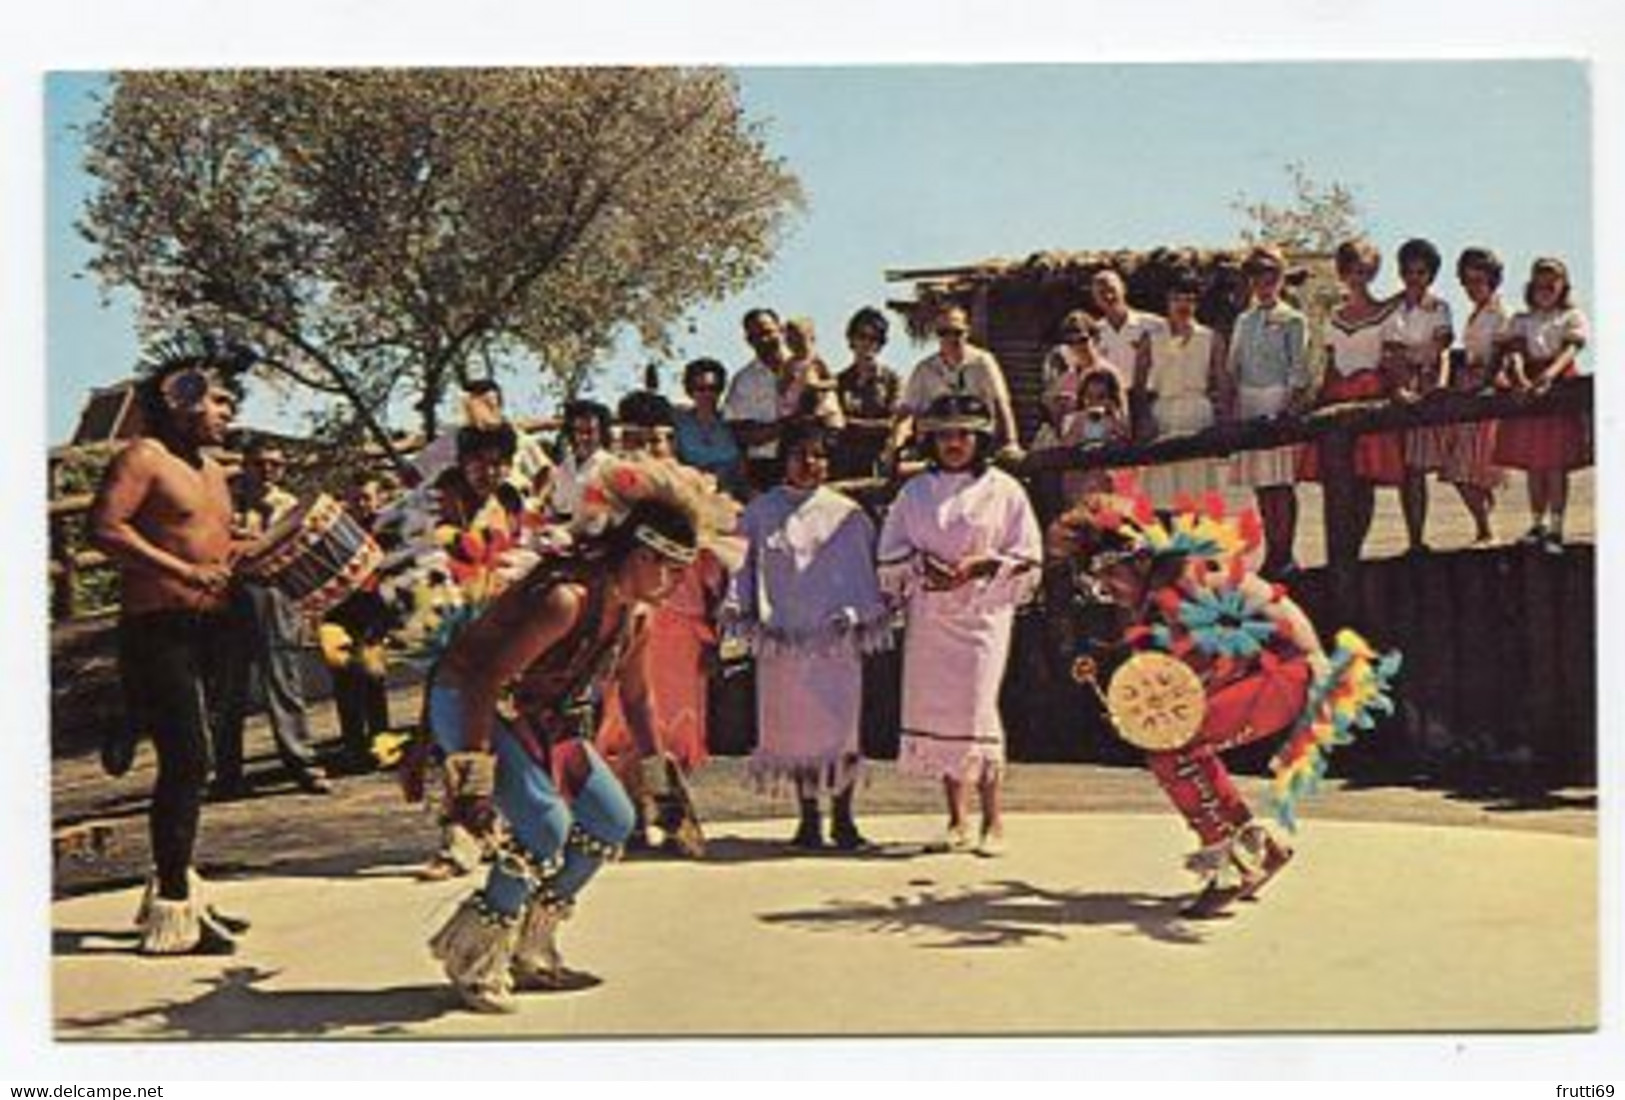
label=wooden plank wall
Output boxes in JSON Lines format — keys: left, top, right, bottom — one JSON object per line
{"left": 711, "top": 545, "right": 1597, "bottom": 785}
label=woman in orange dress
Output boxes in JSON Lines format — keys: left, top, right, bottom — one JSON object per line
{"left": 596, "top": 392, "right": 729, "bottom": 849}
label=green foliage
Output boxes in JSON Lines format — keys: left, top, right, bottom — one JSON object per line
{"left": 80, "top": 68, "right": 804, "bottom": 461}
{"left": 1233, "top": 161, "right": 1364, "bottom": 254}
{"left": 52, "top": 443, "right": 119, "bottom": 499}
{"left": 50, "top": 445, "right": 120, "bottom": 616}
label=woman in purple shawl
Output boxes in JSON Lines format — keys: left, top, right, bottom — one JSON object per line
{"left": 729, "top": 420, "right": 891, "bottom": 849}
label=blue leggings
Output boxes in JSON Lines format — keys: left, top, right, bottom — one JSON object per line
{"left": 429, "top": 684, "right": 635, "bottom": 917}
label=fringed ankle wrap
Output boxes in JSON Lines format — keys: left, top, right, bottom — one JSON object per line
{"left": 134, "top": 868, "right": 250, "bottom": 934}
{"left": 511, "top": 901, "right": 570, "bottom": 990}
{"left": 139, "top": 897, "right": 201, "bottom": 955}
{"left": 429, "top": 894, "right": 520, "bottom": 1013}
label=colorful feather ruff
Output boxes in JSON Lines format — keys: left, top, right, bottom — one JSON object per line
{"left": 573, "top": 453, "right": 745, "bottom": 570}
{"left": 1266, "top": 629, "right": 1403, "bottom": 830}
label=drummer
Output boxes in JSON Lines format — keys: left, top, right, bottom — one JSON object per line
{"left": 89, "top": 338, "right": 253, "bottom": 955}
{"left": 211, "top": 436, "right": 333, "bottom": 798}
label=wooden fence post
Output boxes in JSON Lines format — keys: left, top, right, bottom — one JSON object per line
{"left": 1317, "top": 426, "right": 1361, "bottom": 620}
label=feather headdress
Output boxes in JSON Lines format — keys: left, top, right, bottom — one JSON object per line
{"left": 573, "top": 453, "right": 745, "bottom": 571}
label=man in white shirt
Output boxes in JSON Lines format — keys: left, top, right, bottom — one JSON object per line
{"left": 723, "top": 307, "right": 792, "bottom": 493}
{"left": 890, "top": 305, "right": 1021, "bottom": 467}
{"left": 1091, "top": 269, "right": 1168, "bottom": 437}
{"left": 1090, "top": 269, "right": 1166, "bottom": 390}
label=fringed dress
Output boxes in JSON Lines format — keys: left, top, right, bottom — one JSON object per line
{"left": 731, "top": 485, "right": 891, "bottom": 793}
{"left": 876, "top": 467, "right": 1042, "bottom": 783}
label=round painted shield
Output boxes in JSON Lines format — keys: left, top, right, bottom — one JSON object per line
{"left": 1106, "top": 652, "right": 1207, "bottom": 752}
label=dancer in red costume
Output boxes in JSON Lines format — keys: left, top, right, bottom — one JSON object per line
{"left": 1047, "top": 482, "right": 1399, "bottom": 918}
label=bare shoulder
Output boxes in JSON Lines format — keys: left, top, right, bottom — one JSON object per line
{"left": 110, "top": 437, "right": 166, "bottom": 473}
{"left": 524, "top": 576, "right": 587, "bottom": 630}
{"left": 99, "top": 438, "right": 166, "bottom": 490}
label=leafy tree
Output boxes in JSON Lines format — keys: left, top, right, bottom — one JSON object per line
{"left": 1232, "top": 160, "right": 1363, "bottom": 254}
{"left": 79, "top": 68, "right": 803, "bottom": 468}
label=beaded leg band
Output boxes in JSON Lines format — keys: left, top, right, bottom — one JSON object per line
{"left": 567, "top": 822, "right": 624, "bottom": 863}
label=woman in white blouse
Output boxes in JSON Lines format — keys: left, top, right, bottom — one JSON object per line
{"left": 1140, "top": 271, "right": 1226, "bottom": 509}
{"left": 1300, "top": 240, "right": 1405, "bottom": 556}
{"left": 1446, "top": 247, "right": 1509, "bottom": 544}
{"left": 1492, "top": 256, "right": 1591, "bottom": 553}
{"left": 1380, "top": 237, "right": 1454, "bottom": 554}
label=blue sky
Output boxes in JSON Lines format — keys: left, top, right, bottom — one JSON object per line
{"left": 45, "top": 61, "right": 1590, "bottom": 443}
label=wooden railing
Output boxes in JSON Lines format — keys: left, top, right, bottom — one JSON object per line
{"left": 836, "top": 376, "right": 1593, "bottom": 611}
{"left": 51, "top": 382, "right": 1591, "bottom": 625}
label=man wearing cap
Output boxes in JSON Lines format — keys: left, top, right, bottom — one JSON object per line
{"left": 890, "top": 305, "right": 1021, "bottom": 470}
{"left": 877, "top": 393, "right": 1042, "bottom": 856}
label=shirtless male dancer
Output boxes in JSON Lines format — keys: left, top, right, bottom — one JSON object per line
{"left": 90, "top": 342, "right": 252, "bottom": 954}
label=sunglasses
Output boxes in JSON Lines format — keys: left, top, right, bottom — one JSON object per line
{"left": 936, "top": 328, "right": 968, "bottom": 338}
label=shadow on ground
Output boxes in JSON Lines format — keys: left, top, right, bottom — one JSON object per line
{"left": 760, "top": 878, "right": 1207, "bottom": 949}
{"left": 1338, "top": 758, "right": 1598, "bottom": 814}
{"left": 60, "top": 966, "right": 457, "bottom": 1039}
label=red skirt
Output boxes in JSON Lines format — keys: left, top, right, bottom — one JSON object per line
{"left": 1298, "top": 371, "right": 1405, "bottom": 485}
{"left": 1494, "top": 369, "right": 1589, "bottom": 472}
